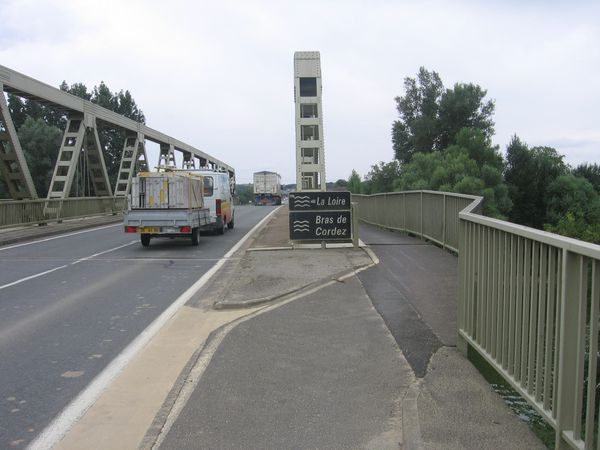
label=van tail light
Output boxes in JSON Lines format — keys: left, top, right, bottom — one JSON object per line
{"left": 180, "top": 226, "right": 192, "bottom": 233}
{"left": 216, "top": 199, "right": 222, "bottom": 216}
{"left": 125, "top": 226, "right": 137, "bottom": 233}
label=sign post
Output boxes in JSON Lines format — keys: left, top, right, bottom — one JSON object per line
{"left": 288, "top": 191, "right": 355, "bottom": 247}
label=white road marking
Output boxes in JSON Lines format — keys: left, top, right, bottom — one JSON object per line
{"left": 27, "top": 207, "right": 282, "bottom": 450}
{"left": 0, "top": 223, "right": 121, "bottom": 252}
{"left": 0, "top": 241, "right": 137, "bottom": 291}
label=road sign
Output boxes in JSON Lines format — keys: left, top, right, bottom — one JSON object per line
{"left": 289, "top": 211, "right": 352, "bottom": 241}
{"left": 289, "top": 191, "right": 351, "bottom": 211}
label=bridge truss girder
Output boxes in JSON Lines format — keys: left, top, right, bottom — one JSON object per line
{"left": 114, "top": 132, "right": 148, "bottom": 197}
{"left": 47, "top": 114, "right": 112, "bottom": 199}
{"left": 0, "top": 64, "right": 235, "bottom": 200}
{"left": 0, "top": 85, "right": 38, "bottom": 199}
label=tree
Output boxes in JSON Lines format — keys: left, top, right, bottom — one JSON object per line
{"left": 348, "top": 170, "right": 362, "bottom": 194}
{"left": 364, "top": 160, "right": 401, "bottom": 194}
{"left": 437, "top": 83, "right": 495, "bottom": 150}
{"left": 544, "top": 175, "right": 600, "bottom": 244}
{"left": 392, "top": 67, "right": 443, "bottom": 164}
{"left": 395, "top": 128, "right": 511, "bottom": 218}
{"left": 18, "top": 117, "right": 62, "bottom": 196}
{"left": 392, "top": 67, "right": 495, "bottom": 164}
{"left": 504, "top": 136, "right": 567, "bottom": 228}
{"left": 573, "top": 163, "right": 600, "bottom": 194}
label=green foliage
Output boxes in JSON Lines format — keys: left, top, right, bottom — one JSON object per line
{"left": 334, "top": 178, "right": 348, "bottom": 188}
{"left": 573, "top": 163, "right": 600, "bottom": 194}
{"left": 348, "top": 170, "right": 362, "bottom": 194}
{"left": 504, "top": 136, "right": 567, "bottom": 228}
{"left": 395, "top": 128, "right": 511, "bottom": 218}
{"left": 545, "top": 174, "right": 600, "bottom": 225}
{"left": 236, "top": 184, "right": 254, "bottom": 204}
{"left": 392, "top": 67, "right": 495, "bottom": 164}
{"left": 545, "top": 212, "right": 600, "bottom": 245}
{"left": 17, "top": 118, "right": 63, "bottom": 196}
{"left": 365, "top": 160, "right": 401, "bottom": 194}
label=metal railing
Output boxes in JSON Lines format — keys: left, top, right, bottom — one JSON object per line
{"left": 0, "top": 197, "right": 126, "bottom": 228}
{"left": 353, "top": 190, "right": 600, "bottom": 450}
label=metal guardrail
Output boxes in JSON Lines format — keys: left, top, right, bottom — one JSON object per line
{"left": 0, "top": 197, "right": 126, "bottom": 228}
{"left": 353, "top": 190, "right": 600, "bottom": 450}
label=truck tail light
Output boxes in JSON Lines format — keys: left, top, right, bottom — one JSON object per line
{"left": 216, "top": 199, "right": 222, "bottom": 216}
{"left": 125, "top": 226, "right": 137, "bottom": 233}
{"left": 180, "top": 226, "right": 192, "bottom": 233}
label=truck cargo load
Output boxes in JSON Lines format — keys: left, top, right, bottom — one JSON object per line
{"left": 130, "top": 172, "right": 204, "bottom": 210}
{"left": 253, "top": 171, "right": 282, "bottom": 205}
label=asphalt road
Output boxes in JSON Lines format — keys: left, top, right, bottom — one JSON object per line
{"left": 0, "top": 205, "right": 276, "bottom": 449}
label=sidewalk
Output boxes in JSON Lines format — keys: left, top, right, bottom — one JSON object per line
{"left": 56, "top": 206, "right": 545, "bottom": 449}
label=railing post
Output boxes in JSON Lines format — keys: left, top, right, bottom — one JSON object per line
{"left": 443, "top": 194, "right": 447, "bottom": 249}
{"left": 457, "top": 215, "right": 468, "bottom": 355}
{"left": 555, "top": 250, "right": 585, "bottom": 448}
{"left": 352, "top": 202, "right": 359, "bottom": 249}
{"left": 420, "top": 191, "right": 423, "bottom": 239}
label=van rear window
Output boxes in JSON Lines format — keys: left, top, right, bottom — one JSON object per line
{"left": 204, "top": 176, "right": 214, "bottom": 196}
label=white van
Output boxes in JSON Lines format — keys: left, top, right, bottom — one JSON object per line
{"left": 195, "top": 169, "right": 235, "bottom": 234}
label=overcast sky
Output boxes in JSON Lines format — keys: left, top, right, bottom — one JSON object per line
{"left": 1, "top": 0, "right": 598, "bottom": 184}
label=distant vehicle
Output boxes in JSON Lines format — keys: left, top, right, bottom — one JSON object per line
{"left": 123, "top": 168, "right": 235, "bottom": 246}
{"left": 253, "top": 171, "right": 282, "bottom": 206}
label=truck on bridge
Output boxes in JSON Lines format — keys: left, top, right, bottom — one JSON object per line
{"left": 124, "top": 169, "right": 234, "bottom": 246}
{"left": 253, "top": 171, "right": 282, "bottom": 206}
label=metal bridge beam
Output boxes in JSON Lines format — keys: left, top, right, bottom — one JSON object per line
{"left": 114, "top": 132, "right": 147, "bottom": 197}
{"left": 0, "top": 85, "right": 38, "bottom": 199}
{"left": 0, "top": 64, "right": 234, "bottom": 177}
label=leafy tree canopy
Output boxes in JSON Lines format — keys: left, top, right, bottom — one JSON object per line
{"left": 504, "top": 135, "right": 567, "bottom": 228}
{"left": 573, "top": 163, "right": 600, "bottom": 195}
{"left": 392, "top": 67, "right": 495, "bottom": 164}
{"left": 544, "top": 174, "right": 600, "bottom": 244}
{"left": 348, "top": 170, "right": 362, "bottom": 194}
{"left": 395, "top": 128, "right": 511, "bottom": 218}
{"left": 364, "top": 160, "right": 401, "bottom": 195}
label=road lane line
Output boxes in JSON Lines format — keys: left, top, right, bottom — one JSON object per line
{"left": 0, "top": 265, "right": 69, "bottom": 290}
{"left": 0, "top": 223, "right": 122, "bottom": 251}
{"left": 70, "top": 241, "right": 137, "bottom": 265}
{"left": 27, "top": 207, "right": 281, "bottom": 450}
{"left": 0, "top": 241, "right": 137, "bottom": 290}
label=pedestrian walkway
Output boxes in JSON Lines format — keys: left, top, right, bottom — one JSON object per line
{"left": 53, "top": 206, "right": 545, "bottom": 449}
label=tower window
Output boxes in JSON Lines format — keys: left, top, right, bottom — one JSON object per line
{"left": 299, "top": 78, "right": 317, "bottom": 97}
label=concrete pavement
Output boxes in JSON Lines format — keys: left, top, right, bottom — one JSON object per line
{"left": 21, "top": 205, "right": 545, "bottom": 449}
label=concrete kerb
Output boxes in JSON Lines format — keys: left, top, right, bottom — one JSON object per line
{"left": 213, "top": 263, "right": 375, "bottom": 310}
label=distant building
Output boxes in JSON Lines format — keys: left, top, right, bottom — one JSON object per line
{"left": 294, "top": 51, "right": 326, "bottom": 192}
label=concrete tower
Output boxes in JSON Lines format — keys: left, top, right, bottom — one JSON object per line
{"left": 294, "top": 51, "right": 326, "bottom": 192}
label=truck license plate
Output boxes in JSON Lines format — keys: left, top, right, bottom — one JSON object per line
{"left": 139, "top": 227, "right": 160, "bottom": 233}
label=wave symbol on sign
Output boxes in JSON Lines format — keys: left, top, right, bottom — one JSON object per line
{"left": 292, "top": 220, "right": 310, "bottom": 232}
{"left": 293, "top": 195, "right": 311, "bottom": 208}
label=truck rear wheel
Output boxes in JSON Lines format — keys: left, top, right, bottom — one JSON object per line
{"left": 141, "top": 234, "right": 151, "bottom": 247}
{"left": 191, "top": 227, "right": 200, "bottom": 246}
{"left": 227, "top": 213, "right": 234, "bottom": 230}
{"left": 216, "top": 217, "right": 225, "bottom": 235}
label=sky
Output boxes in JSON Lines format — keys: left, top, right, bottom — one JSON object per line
{"left": 1, "top": 0, "right": 599, "bottom": 184}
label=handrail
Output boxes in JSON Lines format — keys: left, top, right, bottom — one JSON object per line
{"left": 353, "top": 190, "right": 600, "bottom": 450}
{"left": 0, "top": 197, "right": 125, "bottom": 228}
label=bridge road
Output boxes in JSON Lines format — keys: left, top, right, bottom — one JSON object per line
{"left": 0, "top": 205, "right": 276, "bottom": 449}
